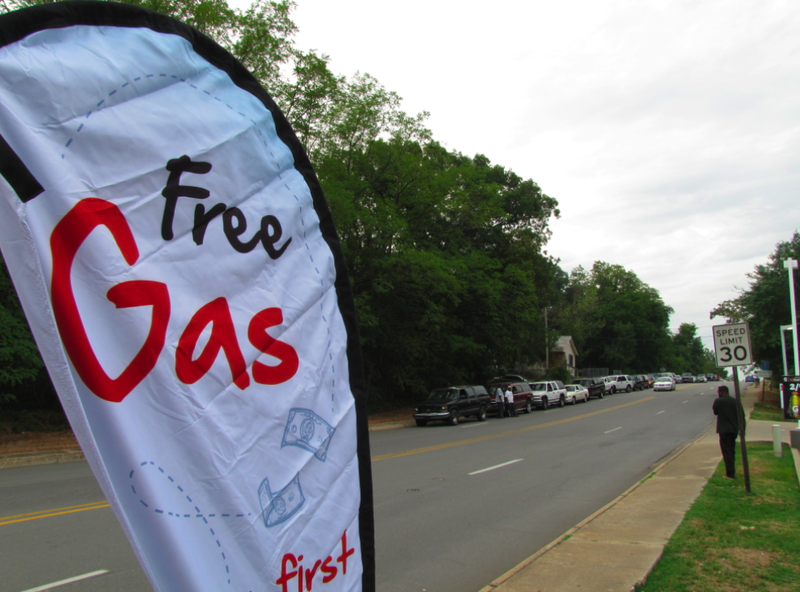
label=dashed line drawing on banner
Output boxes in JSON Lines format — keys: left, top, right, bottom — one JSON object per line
{"left": 129, "top": 461, "right": 252, "bottom": 586}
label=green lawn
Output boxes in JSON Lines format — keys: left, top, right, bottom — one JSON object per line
{"left": 635, "top": 443, "right": 800, "bottom": 592}
{"left": 750, "top": 401, "right": 787, "bottom": 422}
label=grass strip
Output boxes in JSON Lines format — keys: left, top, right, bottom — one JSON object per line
{"left": 636, "top": 442, "right": 800, "bottom": 592}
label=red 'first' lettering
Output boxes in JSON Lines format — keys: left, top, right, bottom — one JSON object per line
{"left": 276, "top": 531, "right": 356, "bottom": 592}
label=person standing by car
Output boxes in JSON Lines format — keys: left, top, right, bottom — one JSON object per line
{"left": 495, "top": 386, "right": 505, "bottom": 418}
{"left": 712, "top": 385, "right": 744, "bottom": 479}
{"left": 505, "top": 385, "right": 517, "bottom": 417}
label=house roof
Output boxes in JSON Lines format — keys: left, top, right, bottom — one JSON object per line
{"left": 552, "top": 335, "right": 578, "bottom": 357}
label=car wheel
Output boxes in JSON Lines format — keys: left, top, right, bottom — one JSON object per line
{"left": 524, "top": 399, "right": 532, "bottom": 414}
{"left": 558, "top": 395, "right": 565, "bottom": 407}
{"left": 448, "top": 410, "right": 459, "bottom": 426}
{"left": 611, "top": 386, "right": 616, "bottom": 394}
{"left": 626, "top": 385, "right": 632, "bottom": 392}
{"left": 599, "top": 390, "right": 604, "bottom": 399}
{"left": 477, "top": 406, "right": 487, "bottom": 421}
{"left": 541, "top": 397, "right": 548, "bottom": 410}
{"left": 415, "top": 419, "right": 427, "bottom": 427}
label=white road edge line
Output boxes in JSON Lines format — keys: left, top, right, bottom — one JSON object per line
{"left": 656, "top": 410, "right": 665, "bottom": 415}
{"left": 461, "top": 422, "right": 490, "bottom": 429}
{"left": 469, "top": 459, "right": 523, "bottom": 475}
{"left": 20, "top": 570, "right": 109, "bottom": 592}
{"left": 683, "top": 400, "right": 689, "bottom": 404}
{"left": 604, "top": 427, "right": 622, "bottom": 434}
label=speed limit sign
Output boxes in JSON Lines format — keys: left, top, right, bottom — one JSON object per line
{"left": 712, "top": 322, "right": 753, "bottom": 367}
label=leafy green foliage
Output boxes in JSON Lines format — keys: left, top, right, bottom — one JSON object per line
{"left": 554, "top": 262, "right": 673, "bottom": 372}
{"left": 711, "top": 232, "right": 800, "bottom": 377}
{"left": 0, "top": 256, "right": 44, "bottom": 403}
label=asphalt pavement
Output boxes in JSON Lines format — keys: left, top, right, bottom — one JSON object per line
{"left": 477, "top": 383, "right": 800, "bottom": 592}
{"left": 4, "top": 382, "right": 799, "bottom": 592}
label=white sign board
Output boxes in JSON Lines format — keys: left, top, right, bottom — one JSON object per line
{"left": 712, "top": 322, "right": 753, "bottom": 367}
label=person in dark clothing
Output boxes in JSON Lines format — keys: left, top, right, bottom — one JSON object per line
{"left": 712, "top": 384, "right": 744, "bottom": 479}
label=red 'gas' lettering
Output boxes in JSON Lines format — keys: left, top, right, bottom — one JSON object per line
{"left": 176, "top": 297, "right": 250, "bottom": 390}
{"left": 50, "top": 198, "right": 299, "bottom": 401}
{"left": 50, "top": 198, "right": 170, "bottom": 403}
{"left": 248, "top": 308, "right": 299, "bottom": 385}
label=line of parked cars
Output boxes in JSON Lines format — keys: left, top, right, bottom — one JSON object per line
{"left": 413, "top": 372, "right": 660, "bottom": 426}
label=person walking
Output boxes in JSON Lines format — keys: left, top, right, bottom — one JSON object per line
{"left": 495, "top": 386, "right": 505, "bottom": 418}
{"left": 505, "top": 385, "right": 517, "bottom": 417}
{"left": 712, "top": 384, "right": 744, "bottom": 479}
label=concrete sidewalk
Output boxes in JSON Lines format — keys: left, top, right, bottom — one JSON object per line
{"left": 479, "top": 384, "right": 800, "bottom": 592}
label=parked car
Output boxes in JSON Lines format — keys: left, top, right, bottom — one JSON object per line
{"left": 643, "top": 375, "right": 655, "bottom": 388}
{"left": 529, "top": 381, "right": 568, "bottom": 409}
{"left": 696, "top": 375, "right": 707, "bottom": 383}
{"left": 681, "top": 373, "right": 694, "bottom": 383}
{"left": 487, "top": 381, "right": 534, "bottom": 415}
{"left": 603, "top": 375, "right": 635, "bottom": 393}
{"left": 565, "top": 384, "right": 589, "bottom": 404}
{"left": 574, "top": 377, "right": 606, "bottom": 399}
{"left": 653, "top": 376, "right": 676, "bottom": 391}
{"left": 413, "top": 385, "right": 491, "bottom": 426}
{"left": 631, "top": 375, "right": 647, "bottom": 390}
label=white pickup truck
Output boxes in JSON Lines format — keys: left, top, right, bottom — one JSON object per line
{"left": 528, "top": 380, "right": 567, "bottom": 409}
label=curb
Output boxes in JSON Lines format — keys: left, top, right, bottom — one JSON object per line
{"left": 0, "top": 449, "right": 84, "bottom": 469}
{"left": 368, "top": 419, "right": 416, "bottom": 432}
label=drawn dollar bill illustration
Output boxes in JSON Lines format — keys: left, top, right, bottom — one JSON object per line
{"left": 259, "top": 474, "right": 305, "bottom": 528}
{"left": 282, "top": 408, "right": 335, "bottom": 462}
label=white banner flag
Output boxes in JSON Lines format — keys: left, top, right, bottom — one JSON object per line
{"left": 0, "top": 3, "right": 374, "bottom": 591}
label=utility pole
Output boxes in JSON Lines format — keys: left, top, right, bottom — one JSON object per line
{"left": 544, "top": 307, "right": 549, "bottom": 368}
{"left": 784, "top": 259, "right": 800, "bottom": 375}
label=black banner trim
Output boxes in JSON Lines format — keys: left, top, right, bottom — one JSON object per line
{"left": 0, "top": 132, "right": 43, "bottom": 202}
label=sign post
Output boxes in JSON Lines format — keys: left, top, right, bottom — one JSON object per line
{"left": 712, "top": 323, "right": 752, "bottom": 492}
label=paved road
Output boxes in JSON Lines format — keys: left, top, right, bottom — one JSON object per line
{"left": 0, "top": 382, "right": 718, "bottom": 592}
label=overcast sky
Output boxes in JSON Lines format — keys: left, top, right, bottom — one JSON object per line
{"left": 274, "top": 0, "right": 800, "bottom": 348}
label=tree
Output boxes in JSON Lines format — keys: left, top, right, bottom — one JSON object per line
{"left": 0, "top": 256, "right": 44, "bottom": 402}
{"left": 555, "top": 262, "right": 673, "bottom": 373}
{"left": 711, "top": 231, "right": 800, "bottom": 377}
{"left": 0, "top": 0, "right": 564, "bottom": 410}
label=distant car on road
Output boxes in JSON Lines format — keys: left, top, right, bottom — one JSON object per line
{"left": 565, "top": 384, "right": 589, "bottom": 404}
{"left": 414, "top": 385, "right": 490, "bottom": 426}
{"left": 653, "top": 376, "right": 676, "bottom": 391}
{"left": 681, "top": 373, "right": 694, "bottom": 383}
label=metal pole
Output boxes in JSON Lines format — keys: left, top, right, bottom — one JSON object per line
{"left": 784, "top": 259, "right": 800, "bottom": 375}
{"left": 733, "top": 365, "right": 751, "bottom": 492}
{"left": 781, "top": 325, "right": 792, "bottom": 378}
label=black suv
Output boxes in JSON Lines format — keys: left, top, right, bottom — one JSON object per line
{"left": 574, "top": 377, "right": 606, "bottom": 399}
{"left": 413, "top": 385, "right": 491, "bottom": 426}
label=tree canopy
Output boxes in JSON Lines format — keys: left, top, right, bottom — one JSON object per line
{"left": 711, "top": 231, "right": 800, "bottom": 377}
